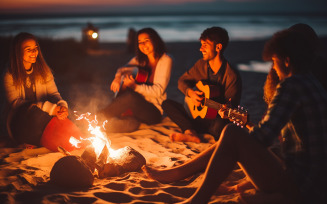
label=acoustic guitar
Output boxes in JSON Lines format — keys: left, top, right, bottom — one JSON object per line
{"left": 185, "top": 81, "right": 248, "bottom": 127}
{"left": 114, "top": 67, "right": 149, "bottom": 98}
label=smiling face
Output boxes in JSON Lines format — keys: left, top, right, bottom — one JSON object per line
{"left": 199, "top": 39, "right": 217, "bottom": 61}
{"left": 138, "top": 33, "right": 154, "bottom": 56}
{"left": 22, "top": 38, "right": 38, "bottom": 70}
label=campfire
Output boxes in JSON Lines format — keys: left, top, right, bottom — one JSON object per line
{"left": 50, "top": 112, "right": 146, "bottom": 188}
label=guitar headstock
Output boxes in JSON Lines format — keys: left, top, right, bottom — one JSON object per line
{"left": 227, "top": 105, "right": 248, "bottom": 128}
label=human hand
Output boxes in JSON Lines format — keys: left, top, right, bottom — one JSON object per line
{"left": 218, "top": 104, "right": 229, "bottom": 119}
{"left": 110, "top": 78, "right": 121, "bottom": 92}
{"left": 188, "top": 89, "right": 204, "bottom": 107}
{"left": 54, "top": 106, "right": 68, "bottom": 120}
{"left": 123, "top": 75, "right": 136, "bottom": 90}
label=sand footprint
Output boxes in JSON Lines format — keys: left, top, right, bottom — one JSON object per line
{"left": 104, "top": 182, "right": 126, "bottom": 191}
{"left": 94, "top": 191, "right": 133, "bottom": 203}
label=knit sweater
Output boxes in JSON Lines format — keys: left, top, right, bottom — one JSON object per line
{"left": 4, "top": 71, "right": 68, "bottom": 116}
{"left": 114, "top": 53, "right": 173, "bottom": 114}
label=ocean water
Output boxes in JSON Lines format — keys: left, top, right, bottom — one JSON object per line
{"left": 1, "top": 13, "right": 326, "bottom": 73}
{"left": 1, "top": 13, "right": 327, "bottom": 43}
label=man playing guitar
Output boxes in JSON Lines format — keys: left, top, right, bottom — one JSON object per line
{"left": 163, "top": 27, "right": 242, "bottom": 143}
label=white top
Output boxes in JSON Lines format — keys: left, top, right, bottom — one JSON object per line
{"left": 114, "top": 53, "right": 173, "bottom": 114}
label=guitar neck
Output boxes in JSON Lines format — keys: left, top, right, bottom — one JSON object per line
{"left": 204, "top": 99, "right": 224, "bottom": 111}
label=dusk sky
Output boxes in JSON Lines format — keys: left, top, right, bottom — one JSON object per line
{"left": 1, "top": 0, "right": 326, "bottom": 15}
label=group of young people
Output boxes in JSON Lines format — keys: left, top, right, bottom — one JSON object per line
{"left": 2, "top": 23, "right": 326, "bottom": 203}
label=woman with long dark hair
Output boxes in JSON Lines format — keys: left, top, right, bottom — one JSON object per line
{"left": 4, "top": 32, "right": 68, "bottom": 146}
{"left": 100, "top": 28, "right": 172, "bottom": 132}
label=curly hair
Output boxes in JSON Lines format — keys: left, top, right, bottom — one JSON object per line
{"left": 263, "top": 68, "right": 280, "bottom": 105}
{"left": 135, "top": 28, "right": 167, "bottom": 66}
{"left": 263, "top": 29, "right": 315, "bottom": 74}
{"left": 9, "top": 32, "right": 52, "bottom": 87}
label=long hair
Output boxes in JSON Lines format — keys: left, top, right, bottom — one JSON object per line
{"left": 263, "top": 68, "right": 280, "bottom": 105}
{"left": 135, "top": 28, "right": 167, "bottom": 66}
{"left": 9, "top": 32, "right": 51, "bottom": 87}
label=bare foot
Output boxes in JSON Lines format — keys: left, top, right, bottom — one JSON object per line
{"left": 142, "top": 165, "right": 182, "bottom": 184}
{"left": 170, "top": 129, "right": 200, "bottom": 143}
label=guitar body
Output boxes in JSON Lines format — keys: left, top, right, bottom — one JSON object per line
{"left": 185, "top": 81, "right": 221, "bottom": 119}
{"left": 134, "top": 68, "right": 149, "bottom": 83}
{"left": 185, "top": 81, "right": 248, "bottom": 127}
{"left": 114, "top": 67, "right": 149, "bottom": 98}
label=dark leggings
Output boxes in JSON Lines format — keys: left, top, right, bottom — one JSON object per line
{"left": 162, "top": 99, "right": 229, "bottom": 140}
{"left": 10, "top": 103, "right": 52, "bottom": 146}
{"left": 100, "top": 89, "right": 162, "bottom": 125}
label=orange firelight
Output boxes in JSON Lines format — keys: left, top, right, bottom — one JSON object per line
{"left": 72, "top": 112, "right": 120, "bottom": 163}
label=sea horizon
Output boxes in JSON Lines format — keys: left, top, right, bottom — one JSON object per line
{"left": 1, "top": 12, "right": 327, "bottom": 43}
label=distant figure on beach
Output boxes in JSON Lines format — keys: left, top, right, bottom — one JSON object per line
{"left": 127, "top": 28, "right": 137, "bottom": 54}
{"left": 162, "top": 27, "right": 242, "bottom": 143}
{"left": 82, "top": 22, "right": 99, "bottom": 49}
{"left": 99, "top": 28, "right": 172, "bottom": 133}
{"left": 143, "top": 28, "right": 327, "bottom": 204}
{"left": 3, "top": 32, "right": 69, "bottom": 147}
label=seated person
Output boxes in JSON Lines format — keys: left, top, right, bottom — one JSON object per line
{"left": 3, "top": 32, "right": 69, "bottom": 147}
{"left": 162, "top": 27, "right": 242, "bottom": 143}
{"left": 143, "top": 28, "right": 327, "bottom": 204}
{"left": 99, "top": 28, "right": 172, "bottom": 132}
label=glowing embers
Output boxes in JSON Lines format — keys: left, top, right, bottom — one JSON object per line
{"left": 70, "top": 112, "right": 146, "bottom": 178}
{"left": 72, "top": 112, "right": 114, "bottom": 163}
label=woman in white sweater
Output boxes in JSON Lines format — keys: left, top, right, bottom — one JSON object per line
{"left": 3, "top": 32, "right": 68, "bottom": 146}
{"left": 100, "top": 28, "right": 172, "bottom": 129}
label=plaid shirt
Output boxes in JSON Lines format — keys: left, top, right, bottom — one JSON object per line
{"left": 250, "top": 73, "right": 327, "bottom": 196}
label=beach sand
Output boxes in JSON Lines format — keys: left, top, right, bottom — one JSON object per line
{"left": 0, "top": 37, "right": 326, "bottom": 203}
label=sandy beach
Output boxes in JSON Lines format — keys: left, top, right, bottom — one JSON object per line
{"left": 0, "top": 36, "right": 326, "bottom": 203}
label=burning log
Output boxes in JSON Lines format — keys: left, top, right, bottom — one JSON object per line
{"left": 50, "top": 112, "right": 146, "bottom": 185}
{"left": 98, "top": 146, "right": 146, "bottom": 178}
{"left": 81, "top": 145, "right": 98, "bottom": 173}
{"left": 50, "top": 155, "right": 94, "bottom": 188}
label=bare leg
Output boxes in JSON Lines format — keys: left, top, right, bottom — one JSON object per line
{"left": 142, "top": 141, "right": 217, "bottom": 183}
{"left": 170, "top": 129, "right": 201, "bottom": 143}
{"left": 182, "top": 124, "right": 299, "bottom": 204}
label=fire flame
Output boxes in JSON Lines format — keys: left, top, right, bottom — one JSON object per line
{"left": 70, "top": 112, "right": 119, "bottom": 163}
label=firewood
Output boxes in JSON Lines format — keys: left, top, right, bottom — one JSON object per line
{"left": 98, "top": 146, "right": 146, "bottom": 178}
{"left": 50, "top": 155, "right": 94, "bottom": 188}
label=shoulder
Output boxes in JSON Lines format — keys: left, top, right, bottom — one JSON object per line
{"left": 159, "top": 53, "right": 173, "bottom": 63}
{"left": 277, "top": 75, "right": 310, "bottom": 94}
{"left": 43, "top": 71, "right": 55, "bottom": 83}
{"left": 225, "top": 61, "right": 240, "bottom": 78}
{"left": 195, "top": 59, "right": 206, "bottom": 66}
{"left": 190, "top": 59, "right": 206, "bottom": 71}
{"left": 3, "top": 70, "right": 13, "bottom": 81}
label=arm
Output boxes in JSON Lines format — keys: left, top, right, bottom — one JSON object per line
{"left": 111, "top": 57, "right": 139, "bottom": 92}
{"left": 134, "top": 54, "right": 173, "bottom": 98}
{"left": 178, "top": 59, "right": 207, "bottom": 96}
{"left": 250, "top": 80, "right": 298, "bottom": 147}
{"left": 37, "top": 73, "right": 68, "bottom": 118}
{"left": 3, "top": 72, "right": 26, "bottom": 109}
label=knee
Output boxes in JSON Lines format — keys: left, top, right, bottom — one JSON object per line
{"left": 219, "top": 124, "right": 247, "bottom": 143}
{"left": 119, "top": 89, "right": 141, "bottom": 101}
